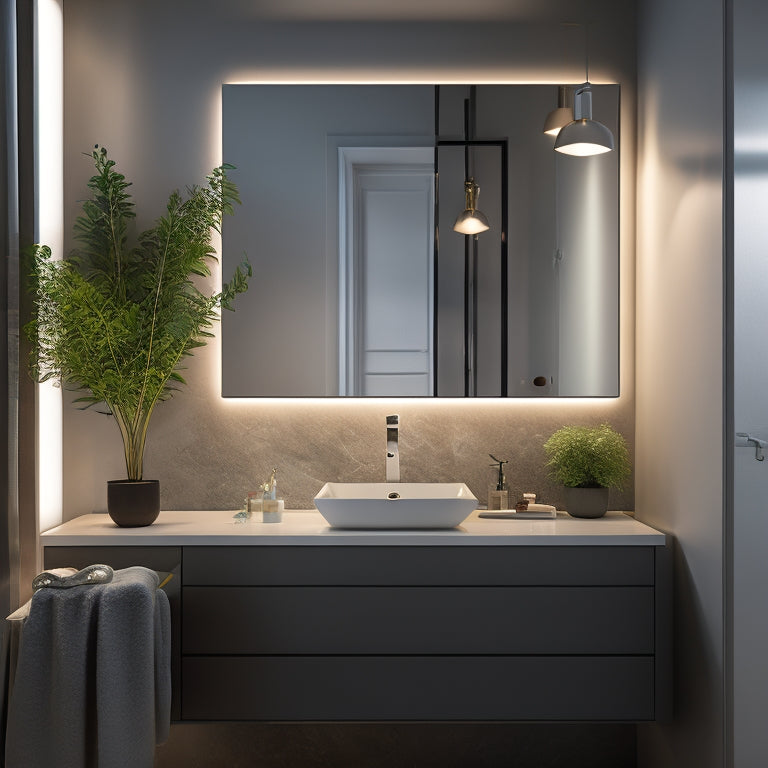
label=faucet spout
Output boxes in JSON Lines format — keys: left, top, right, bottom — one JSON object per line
{"left": 386, "top": 414, "right": 400, "bottom": 482}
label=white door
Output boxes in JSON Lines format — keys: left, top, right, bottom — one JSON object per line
{"left": 732, "top": 176, "right": 768, "bottom": 767}
{"left": 732, "top": 1, "right": 768, "bottom": 763}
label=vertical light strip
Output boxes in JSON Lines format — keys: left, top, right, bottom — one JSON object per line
{"left": 35, "top": 0, "right": 63, "bottom": 531}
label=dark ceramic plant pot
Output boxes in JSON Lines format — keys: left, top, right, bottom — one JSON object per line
{"left": 565, "top": 486, "right": 610, "bottom": 519}
{"left": 107, "top": 479, "right": 160, "bottom": 527}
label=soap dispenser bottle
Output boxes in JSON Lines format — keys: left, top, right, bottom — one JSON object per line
{"left": 487, "top": 454, "right": 510, "bottom": 510}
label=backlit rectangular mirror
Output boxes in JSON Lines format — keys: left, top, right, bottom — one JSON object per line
{"left": 222, "top": 84, "right": 619, "bottom": 397}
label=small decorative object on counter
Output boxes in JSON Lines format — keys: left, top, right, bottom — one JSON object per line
{"left": 262, "top": 468, "right": 277, "bottom": 501}
{"left": 543, "top": 423, "right": 631, "bottom": 519}
{"left": 487, "top": 454, "right": 510, "bottom": 510}
{"left": 480, "top": 489, "right": 556, "bottom": 520}
{"left": 261, "top": 468, "right": 283, "bottom": 523}
{"left": 233, "top": 497, "right": 251, "bottom": 523}
{"left": 234, "top": 468, "right": 284, "bottom": 523}
{"left": 262, "top": 498, "right": 284, "bottom": 523}
{"left": 515, "top": 492, "right": 537, "bottom": 512}
{"left": 247, "top": 490, "right": 262, "bottom": 517}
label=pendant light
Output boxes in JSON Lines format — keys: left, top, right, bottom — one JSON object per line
{"left": 453, "top": 90, "right": 490, "bottom": 236}
{"left": 543, "top": 85, "right": 573, "bottom": 137}
{"left": 453, "top": 179, "right": 490, "bottom": 235}
{"left": 554, "top": 24, "right": 614, "bottom": 156}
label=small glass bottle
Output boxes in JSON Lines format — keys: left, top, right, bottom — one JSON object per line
{"left": 262, "top": 468, "right": 283, "bottom": 523}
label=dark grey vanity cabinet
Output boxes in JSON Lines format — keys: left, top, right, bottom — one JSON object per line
{"left": 43, "top": 541, "right": 671, "bottom": 723}
{"left": 180, "top": 544, "right": 671, "bottom": 722}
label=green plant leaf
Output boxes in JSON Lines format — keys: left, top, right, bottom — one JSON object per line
{"left": 24, "top": 150, "right": 251, "bottom": 480}
{"left": 543, "top": 423, "right": 631, "bottom": 489}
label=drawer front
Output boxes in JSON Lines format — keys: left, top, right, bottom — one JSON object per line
{"left": 181, "top": 656, "right": 655, "bottom": 721}
{"left": 182, "top": 586, "right": 654, "bottom": 655}
{"left": 182, "top": 546, "right": 655, "bottom": 586}
{"left": 44, "top": 545, "right": 182, "bottom": 573}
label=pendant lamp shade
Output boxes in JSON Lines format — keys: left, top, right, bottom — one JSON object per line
{"left": 554, "top": 83, "right": 614, "bottom": 156}
{"left": 543, "top": 85, "right": 573, "bottom": 136}
{"left": 453, "top": 179, "right": 490, "bottom": 235}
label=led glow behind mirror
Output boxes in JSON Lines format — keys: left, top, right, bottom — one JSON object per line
{"left": 222, "top": 84, "right": 620, "bottom": 398}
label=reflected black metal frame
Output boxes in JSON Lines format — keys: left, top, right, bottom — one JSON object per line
{"left": 434, "top": 137, "right": 509, "bottom": 397}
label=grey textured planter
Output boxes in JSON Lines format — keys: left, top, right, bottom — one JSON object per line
{"left": 564, "top": 486, "right": 610, "bottom": 519}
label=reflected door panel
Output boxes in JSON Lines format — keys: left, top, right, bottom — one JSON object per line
{"left": 343, "top": 158, "right": 434, "bottom": 396}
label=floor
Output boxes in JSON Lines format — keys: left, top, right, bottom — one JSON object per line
{"left": 154, "top": 722, "right": 637, "bottom": 767}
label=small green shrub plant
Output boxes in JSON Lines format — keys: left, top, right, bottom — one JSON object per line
{"left": 543, "top": 423, "right": 631, "bottom": 489}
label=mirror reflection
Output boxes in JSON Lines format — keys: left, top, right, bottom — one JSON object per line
{"left": 222, "top": 84, "right": 619, "bottom": 397}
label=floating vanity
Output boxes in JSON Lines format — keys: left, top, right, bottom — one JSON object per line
{"left": 40, "top": 510, "right": 671, "bottom": 723}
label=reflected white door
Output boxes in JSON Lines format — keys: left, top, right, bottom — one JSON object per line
{"left": 339, "top": 148, "right": 434, "bottom": 396}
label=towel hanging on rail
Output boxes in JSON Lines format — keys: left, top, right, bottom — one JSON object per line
{"left": 3, "top": 566, "right": 171, "bottom": 768}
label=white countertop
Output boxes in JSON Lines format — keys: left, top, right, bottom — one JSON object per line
{"left": 40, "top": 509, "right": 667, "bottom": 547}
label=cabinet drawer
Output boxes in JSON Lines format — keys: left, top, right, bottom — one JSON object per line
{"left": 182, "top": 586, "right": 654, "bottom": 655}
{"left": 181, "top": 656, "right": 655, "bottom": 721}
{"left": 182, "top": 546, "right": 655, "bottom": 586}
{"left": 44, "top": 545, "right": 182, "bottom": 572}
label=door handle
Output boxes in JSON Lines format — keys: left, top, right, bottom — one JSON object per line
{"left": 736, "top": 432, "right": 767, "bottom": 461}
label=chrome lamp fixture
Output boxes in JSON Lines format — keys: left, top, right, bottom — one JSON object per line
{"left": 554, "top": 83, "right": 614, "bottom": 156}
{"left": 543, "top": 85, "right": 573, "bottom": 136}
{"left": 554, "top": 23, "right": 615, "bottom": 156}
{"left": 453, "top": 178, "right": 490, "bottom": 235}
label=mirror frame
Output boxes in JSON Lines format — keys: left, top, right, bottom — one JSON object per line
{"left": 221, "top": 83, "right": 620, "bottom": 398}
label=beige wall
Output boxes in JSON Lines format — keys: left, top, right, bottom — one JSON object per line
{"left": 59, "top": 0, "right": 637, "bottom": 519}
{"left": 635, "top": 0, "right": 725, "bottom": 766}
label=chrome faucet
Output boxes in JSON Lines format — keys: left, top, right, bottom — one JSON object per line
{"left": 386, "top": 414, "right": 400, "bottom": 482}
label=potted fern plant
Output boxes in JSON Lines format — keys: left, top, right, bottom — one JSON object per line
{"left": 543, "top": 423, "right": 631, "bottom": 518}
{"left": 26, "top": 146, "right": 250, "bottom": 526}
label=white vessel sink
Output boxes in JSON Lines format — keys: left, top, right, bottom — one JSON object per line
{"left": 314, "top": 482, "right": 478, "bottom": 529}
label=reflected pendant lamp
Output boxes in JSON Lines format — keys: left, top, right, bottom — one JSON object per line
{"left": 554, "top": 83, "right": 614, "bottom": 156}
{"left": 453, "top": 178, "right": 490, "bottom": 235}
{"left": 543, "top": 85, "right": 573, "bottom": 136}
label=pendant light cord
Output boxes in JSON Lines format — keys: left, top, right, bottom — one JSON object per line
{"left": 582, "top": 0, "right": 589, "bottom": 82}
{"left": 463, "top": 98, "right": 469, "bottom": 180}
{"left": 463, "top": 85, "right": 478, "bottom": 180}
{"left": 584, "top": 21, "right": 590, "bottom": 83}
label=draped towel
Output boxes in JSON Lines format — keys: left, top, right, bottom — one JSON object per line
{"left": 3, "top": 566, "right": 171, "bottom": 768}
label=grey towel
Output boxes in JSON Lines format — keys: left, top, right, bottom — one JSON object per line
{"left": 4, "top": 566, "right": 171, "bottom": 768}
{"left": 0, "top": 601, "right": 29, "bottom": 766}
